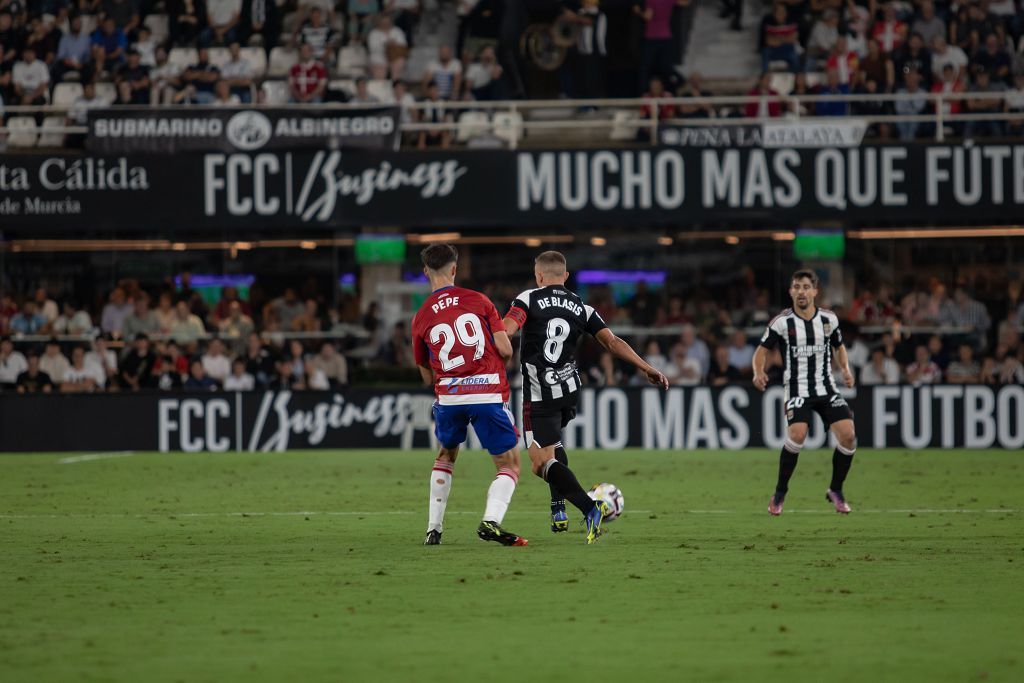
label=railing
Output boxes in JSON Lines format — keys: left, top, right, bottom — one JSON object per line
{"left": 3, "top": 92, "right": 1024, "bottom": 149}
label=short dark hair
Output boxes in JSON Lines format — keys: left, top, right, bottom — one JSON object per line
{"left": 791, "top": 269, "right": 818, "bottom": 287}
{"left": 421, "top": 243, "right": 458, "bottom": 271}
{"left": 535, "top": 251, "right": 567, "bottom": 270}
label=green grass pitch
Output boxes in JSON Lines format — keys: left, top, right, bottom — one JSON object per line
{"left": 1, "top": 448, "right": 1021, "bottom": 682}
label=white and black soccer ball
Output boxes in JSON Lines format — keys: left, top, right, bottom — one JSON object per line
{"left": 588, "top": 483, "right": 625, "bottom": 522}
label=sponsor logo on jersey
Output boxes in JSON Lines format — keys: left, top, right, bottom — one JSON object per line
{"left": 438, "top": 374, "right": 500, "bottom": 387}
{"left": 791, "top": 344, "right": 826, "bottom": 357}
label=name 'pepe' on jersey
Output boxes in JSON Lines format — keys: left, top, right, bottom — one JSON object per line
{"left": 411, "top": 285, "right": 511, "bottom": 405}
{"left": 505, "top": 285, "right": 608, "bottom": 403}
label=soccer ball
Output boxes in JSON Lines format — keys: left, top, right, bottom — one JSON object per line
{"left": 588, "top": 483, "right": 625, "bottom": 522}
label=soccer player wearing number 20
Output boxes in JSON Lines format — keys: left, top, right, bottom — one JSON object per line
{"left": 412, "top": 244, "right": 527, "bottom": 547}
{"left": 752, "top": 269, "right": 858, "bottom": 516}
{"left": 503, "top": 251, "right": 669, "bottom": 544}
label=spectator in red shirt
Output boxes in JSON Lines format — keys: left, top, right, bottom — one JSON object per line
{"left": 634, "top": 0, "right": 689, "bottom": 93}
{"left": 640, "top": 75, "right": 675, "bottom": 119}
{"left": 288, "top": 42, "right": 327, "bottom": 104}
{"left": 761, "top": 2, "right": 800, "bottom": 73}
{"left": 745, "top": 71, "right": 783, "bottom": 118}
{"left": 871, "top": 3, "right": 907, "bottom": 54}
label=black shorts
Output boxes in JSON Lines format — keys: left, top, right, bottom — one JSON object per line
{"left": 523, "top": 395, "right": 577, "bottom": 449}
{"left": 786, "top": 393, "right": 854, "bottom": 427}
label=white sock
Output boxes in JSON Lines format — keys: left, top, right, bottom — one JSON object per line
{"left": 483, "top": 467, "right": 518, "bottom": 525}
{"left": 428, "top": 459, "right": 453, "bottom": 532}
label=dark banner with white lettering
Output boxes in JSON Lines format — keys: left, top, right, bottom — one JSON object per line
{"left": 3, "top": 145, "right": 1024, "bottom": 231}
{"left": 1, "top": 386, "right": 1021, "bottom": 452}
{"left": 86, "top": 106, "right": 401, "bottom": 154}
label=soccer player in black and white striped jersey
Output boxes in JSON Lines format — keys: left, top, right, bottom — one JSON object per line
{"left": 752, "top": 269, "right": 858, "bottom": 516}
{"left": 503, "top": 251, "right": 668, "bottom": 543}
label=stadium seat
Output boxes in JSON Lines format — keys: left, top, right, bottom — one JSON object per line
{"left": 337, "top": 45, "right": 368, "bottom": 78}
{"left": 7, "top": 117, "right": 39, "bottom": 147}
{"left": 403, "top": 46, "right": 436, "bottom": 82}
{"left": 282, "top": 11, "right": 301, "bottom": 34}
{"left": 769, "top": 72, "right": 795, "bottom": 96}
{"left": 610, "top": 110, "right": 641, "bottom": 141}
{"left": 38, "top": 117, "right": 67, "bottom": 147}
{"left": 492, "top": 111, "right": 524, "bottom": 144}
{"left": 208, "top": 47, "right": 231, "bottom": 69}
{"left": 268, "top": 47, "right": 299, "bottom": 78}
{"left": 94, "top": 82, "right": 118, "bottom": 104}
{"left": 78, "top": 14, "right": 97, "bottom": 35}
{"left": 168, "top": 47, "right": 199, "bottom": 72}
{"left": 456, "top": 111, "right": 490, "bottom": 142}
{"left": 805, "top": 72, "right": 827, "bottom": 90}
{"left": 261, "top": 80, "right": 291, "bottom": 105}
{"left": 144, "top": 14, "right": 169, "bottom": 43}
{"left": 366, "top": 79, "right": 395, "bottom": 103}
{"left": 240, "top": 47, "right": 268, "bottom": 78}
{"left": 53, "top": 82, "right": 84, "bottom": 109}
{"left": 329, "top": 79, "right": 356, "bottom": 97}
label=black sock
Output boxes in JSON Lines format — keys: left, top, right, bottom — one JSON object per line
{"left": 544, "top": 460, "right": 596, "bottom": 515}
{"left": 776, "top": 447, "right": 800, "bottom": 496}
{"left": 549, "top": 446, "right": 569, "bottom": 508}
{"left": 829, "top": 448, "right": 854, "bottom": 493}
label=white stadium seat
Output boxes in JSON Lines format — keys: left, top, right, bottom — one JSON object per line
{"left": 144, "top": 14, "right": 169, "bottom": 43}
{"left": 609, "top": 110, "right": 641, "bottom": 141}
{"left": 769, "top": 72, "right": 795, "bottom": 96}
{"left": 94, "top": 82, "right": 118, "bottom": 104}
{"left": 207, "top": 47, "right": 231, "bottom": 69}
{"left": 268, "top": 47, "right": 299, "bottom": 78}
{"left": 38, "top": 117, "right": 67, "bottom": 147}
{"left": 7, "top": 117, "right": 39, "bottom": 147}
{"left": 261, "top": 80, "right": 291, "bottom": 105}
{"left": 240, "top": 47, "right": 268, "bottom": 78}
{"left": 336, "top": 45, "right": 368, "bottom": 78}
{"left": 328, "top": 79, "right": 356, "bottom": 97}
{"left": 456, "top": 111, "right": 490, "bottom": 142}
{"left": 53, "top": 82, "right": 84, "bottom": 108}
{"left": 492, "top": 111, "right": 524, "bottom": 144}
{"left": 168, "top": 47, "right": 199, "bottom": 71}
{"left": 366, "top": 79, "right": 395, "bottom": 103}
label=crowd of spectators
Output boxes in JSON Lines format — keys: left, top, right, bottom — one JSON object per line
{"left": 0, "top": 0, "right": 517, "bottom": 147}
{"left": 3, "top": 269, "right": 1021, "bottom": 394}
{"left": 747, "top": 0, "right": 1024, "bottom": 138}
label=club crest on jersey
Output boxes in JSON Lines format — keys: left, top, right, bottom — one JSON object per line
{"left": 823, "top": 322, "right": 832, "bottom": 335}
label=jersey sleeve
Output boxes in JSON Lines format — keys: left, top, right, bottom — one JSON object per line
{"left": 505, "top": 293, "right": 530, "bottom": 328}
{"left": 584, "top": 304, "right": 608, "bottom": 336}
{"left": 484, "top": 299, "right": 504, "bottom": 335}
{"left": 410, "top": 313, "right": 430, "bottom": 367}
{"left": 759, "top": 320, "right": 783, "bottom": 350}
{"left": 829, "top": 316, "right": 845, "bottom": 348}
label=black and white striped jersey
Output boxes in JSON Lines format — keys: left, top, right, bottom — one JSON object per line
{"left": 505, "top": 285, "right": 608, "bottom": 404}
{"left": 759, "top": 307, "right": 844, "bottom": 399}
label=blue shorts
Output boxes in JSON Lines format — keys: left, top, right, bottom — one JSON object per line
{"left": 433, "top": 402, "right": 519, "bottom": 456}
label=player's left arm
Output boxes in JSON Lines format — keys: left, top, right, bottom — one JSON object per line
{"left": 830, "top": 319, "right": 855, "bottom": 388}
{"left": 833, "top": 344, "right": 855, "bottom": 388}
{"left": 594, "top": 328, "right": 669, "bottom": 390}
{"left": 418, "top": 364, "right": 435, "bottom": 386}
{"left": 484, "top": 300, "right": 514, "bottom": 362}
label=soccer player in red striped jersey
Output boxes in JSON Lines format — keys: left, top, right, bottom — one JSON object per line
{"left": 411, "top": 244, "right": 527, "bottom": 547}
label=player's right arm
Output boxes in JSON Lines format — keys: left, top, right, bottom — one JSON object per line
{"left": 754, "top": 318, "right": 783, "bottom": 391}
{"left": 594, "top": 328, "right": 669, "bottom": 390}
{"left": 411, "top": 313, "right": 435, "bottom": 386}
{"left": 502, "top": 293, "right": 529, "bottom": 337}
{"left": 752, "top": 346, "right": 769, "bottom": 391}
